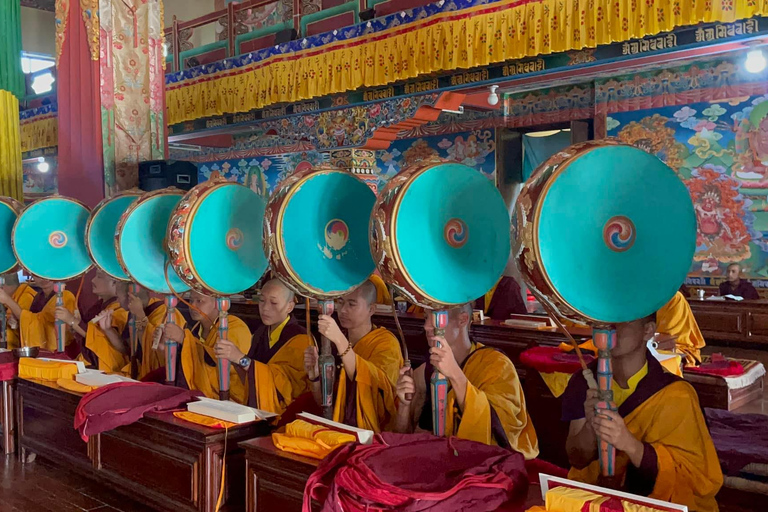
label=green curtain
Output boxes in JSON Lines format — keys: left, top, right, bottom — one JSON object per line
{"left": 0, "top": 0, "right": 24, "bottom": 99}
{"left": 0, "top": 0, "right": 24, "bottom": 201}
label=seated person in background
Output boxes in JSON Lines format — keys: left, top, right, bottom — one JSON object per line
{"left": 6, "top": 276, "right": 77, "bottom": 352}
{"left": 395, "top": 304, "right": 539, "bottom": 459}
{"left": 116, "top": 283, "right": 184, "bottom": 379}
{"left": 304, "top": 280, "right": 403, "bottom": 432}
{"left": 719, "top": 263, "right": 759, "bottom": 299}
{"left": 368, "top": 271, "right": 392, "bottom": 305}
{"left": 475, "top": 275, "right": 527, "bottom": 320}
{"left": 58, "top": 271, "right": 128, "bottom": 370}
{"left": 0, "top": 273, "right": 39, "bottom": 349}
{"left": 562, "top": 314, "right": 722, "bottom": 512}
{"left": 162, "top": 292, "right": 251, "bottom": 403}
{"left": 656, "top": 291, "right": 705, "bottom": 366}
{"left": 215, "top": 279, "right": 310, "bottom": 413}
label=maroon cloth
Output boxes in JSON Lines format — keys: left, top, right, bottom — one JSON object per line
{"left": 519, "top": 346, "right": 594, "bottom": 375}
{"left": 684, "top": 358, "right": 745, "bottom": 377}
{"left": 524, "top": 458, "right": 568, "bottom": 483}
{"left": 475, "top": 276, "right": 527, "bottom": 321}
{"left": 74, "top": 381, "right": 200, "bottom": 441}
{"left": 719, "top": 280, "right": 760, "bottom": 300}
{"left": 304, "top": 432, "right": 528, "bottom": 512}
{"left": 705, "top": 408, "right": 768, "bottom": 476}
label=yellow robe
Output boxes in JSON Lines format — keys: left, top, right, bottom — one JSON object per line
{"left": 369, "top": 274, "right": 392, "bottom": 305}
{"left": 84, "top": 301, "right": 129, "bottom": 373}
{"left": 656, "top": 291, "right": 705, "bottom": 365}
{"left": 19, "top": 290, "right": 76, "bottom": 351}
{"left": 250, "top": 330, "right": 312, "bottom": 414}
{"left": 332, "top": 327, "right": 402, "bottom": 432}
{"left": 445, "top": 344, "right": 539, "bottom": 460}
{"left": 180, "top": 315, "right": 251, "bottom": 404}
{"left": 6, "top": 283, "right": 37, "bottom": 349}
{"left": 568, "top": 381, "right": 722, "bottom": 512}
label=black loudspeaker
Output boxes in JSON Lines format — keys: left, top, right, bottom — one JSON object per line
{"left": 138, "top": 160, "right": 198, "bottom": 191}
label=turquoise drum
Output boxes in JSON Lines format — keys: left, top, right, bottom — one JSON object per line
{"left": 12, "top": 196, "right": 93, "bottom": 280}
{"left": 167, "top": 179, "right": 268, "bottom": 296}
{"left": 116, "top": 189, "right": 190, "bottom": 294}
{"left": 85, "top": 191, "right": 142, "bottom": 281}
{"left": 512, "top": 139, "right": 696, "bottom": 324}
{"left": 265, "top": 165, "right": 375, "bottom": 299}
{"left": 370, "top": 161, "right": 510, "bottom": 309}
{"left": 0, "top": 197, "right": 23, "bottom": 275}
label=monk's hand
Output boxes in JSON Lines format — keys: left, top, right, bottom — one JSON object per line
{"left": 127, "top": 293, "right": 145, "bottom": 320}
{"left": 317, "top": 314, "right": 346, "bottom": 348}
{"left": 429, "top": 336, "right": 461, "bottom": 382}
{"left": 396, "top": 366, "right": 415, "bottom": 406}
{"left": 163, "top": 323, "right": 185, "bottom": 345}
{"left": 0, "top": 288, "right": 10, "bottom": 306}
{"left": 304, "top": 345, "right": 320, "bottom": 381}
{"left": 97, "top": 309, "right": 113, "bottom": 332}
{"left": 55, "top": 306, "right": 76, "bottom": 326}
{"left": 214, "top": 338, "right": 244, "bottom": 363}
{"left": 584, "top": 388, "right": 600, "bottom": 426}
{"left": 591, "top": 409, "right": 644, "bottom": 465}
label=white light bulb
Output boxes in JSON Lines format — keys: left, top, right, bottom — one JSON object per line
{"left": 37, "top": 162, "right": 50, "bottom": 173}
{"left": 745, "top": 49, "right": 766, "bottom": 74}
{"left": 487, "top": 85, "right": 499, "bottom": 106}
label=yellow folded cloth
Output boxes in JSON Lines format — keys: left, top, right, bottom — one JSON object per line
{"left": 272, "top": 419, "right": 357, "bottom": 460}
{"left": 559, "top": 339, "right": 598, "bottom": 356}
{"left": 546, "top": 486, "right": 605, "bottom": 512}
{"left": 56, "top": 377, "right": 97, "bottom": 394}
{"left": 19, "top": 358, "right": 79, "bottom": 382}
{"left": 173, "top": 411, "right": 237, "bottom": 429}
{"left": 538, "top": 371, "right": 574, "bottom": 398}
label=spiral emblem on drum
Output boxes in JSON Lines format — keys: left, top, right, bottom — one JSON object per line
{"left": 444, "top": 218, "right": 468, "bottom": 248}
{"left": 603, "top": 216, "right": 636, "bottom": 252}
{"left": 49, "top": 231, "right": 68, "bottom": 249}
{"left": 226, "top": 228, "right": 244, "bottom": 251}
{"left": 325, "top": 219, "right": 349, "bottom": 251}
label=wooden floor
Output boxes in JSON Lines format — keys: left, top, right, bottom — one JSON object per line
{"left": 0, "top": 455, "right": 148, "bottom": 512}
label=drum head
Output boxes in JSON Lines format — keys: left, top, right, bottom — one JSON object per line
{"left": 384, "top": 163, "right": 509, "bottom": 307}
{"left": 0, "top": 198, "right": 23, "bottom": 275}
{"left": 117, "top": 190, "right": 190, "bottom": 294}
{"left": 533, "top": 144, "right": 695, "bottom": 323}
{"left": 268, "top": 167, "right": 375, "bottom": 298}
{"left": 86, "top": 192, "right": 141, "bottom": 281}
{"left": 169, "top": 181, "right": 267, "bottom": 296}
{"left": 13, "top": 196, "right": 93, "bottom": 280}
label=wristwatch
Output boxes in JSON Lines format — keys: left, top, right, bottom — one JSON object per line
{"left": 238, "top": 355, "right": 252, "bottom": 369}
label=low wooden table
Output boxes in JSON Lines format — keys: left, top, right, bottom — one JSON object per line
{"left": 1, "top": 378, "right": 16, "bottom": 454}
{"left": 17, "top": 378, "right": 270, "bottom": 512}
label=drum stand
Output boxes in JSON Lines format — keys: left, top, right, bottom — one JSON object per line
{"left": 318, "top": 300, "right": 336, "bottom": 420}
{"left": 128, "top": 283, "right": 139, "bottom": 380}
{"left": 54, "top": 282, "right": 67, "bottom": 352}
{"left": 430, "top": 310, "right": 449, "bottom": 437}
{"left": 593, "top": 327, "right": 617, "bottom": 477}
{"left": 0, "top": 275, "right": 6, "bottom": 350}
{"left": 216, "top": 297, "right": 231, "bottom": 401}
{"left": 164, "top": 295, "right": 180, "bottom": 384}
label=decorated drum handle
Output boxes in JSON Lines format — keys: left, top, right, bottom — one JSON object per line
{"left": 0, "top": 275, "right": 6, "bottom": 350}
{"left": 217, "top": 297, "right": 231, "bottom": 401}
{"left": 54, "top": 282, "right": 67, "bottom": 353}
{"left": 430, "top": 310, "right": 449, "bottom": 437}
{"left": 165, "top": 295, "right": 180, "bottom": 383}
{"left": 318, "top": 299, "right": 336, "bottom": 420}
{"left": 128, "top": 283, "right": 139, "bottom": 379}
{"left": 594, "top": 328, "right": 617, "bottom": 477}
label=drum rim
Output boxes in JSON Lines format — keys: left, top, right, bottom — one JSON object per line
{"left": 0, "top": 197, "right": 24, "bottom": 276}
{"left": 115, "top": 187, "right": 186, "bottom": 294}
{"left": 272, "top": 166, "right": 372, "bottom": 299}
{"left": 85, "top": 190, "right": 142, "bottom": 282}
{"left": 11, "top": 195, "right": 94, "bottom": 281}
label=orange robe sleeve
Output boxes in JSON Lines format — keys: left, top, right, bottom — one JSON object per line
{"left": 85, "top": 302, "right": 129, "bottom": 373}
{"left": 333, "top": 327, "right": 402, "bottom": 432}
{"left": 6, "top": 284, "right": 37, "bottom": 349}
{"left": 136, "top": 303, "right": 186, "bottom": 379}
{"left": 446, "top": 346, "right": 539, "bottom": 459}
{"left": 19, "top": 291, "right": 76, "bottom": 352}
{"left": 656, "top": 291, "right": 705, "bottom": 365}
{"left": 251, "top": 334, "right": 312, "bottom": 414}
{"left": 180, "top": 315, "right": 251, "bottom": 403}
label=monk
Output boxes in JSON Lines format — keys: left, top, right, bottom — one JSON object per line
{"left": 304, "top": 280, "right": 403, "bottom": 432}
{"left": 216, "top": 279, "right": 310, "bottom": 413}
{"left": 162, "top": 292, "right": 251, "bottom": 403}
{"left": 395, "top": 304, "right": 539, "bottom": 459}
{"left": 57, "top": 270, "right": 128, "bottom": 371}
{"left": 656, "top": 291, "right": 705, "bottom": 366}
{"left": 719, "top": 263, "right": 759, "bottom": 299}
{"left": 476, "top": 275, "right": 527, "bottom": 321}
{"left": 562, "top": 314, "right": 722, "bottom": 512}
{"left": 115, "top": 283, "right": 185, "bottom": 379}
{"left": 368, "top": 272, "right": 392, "bottom": 305}
{"left": 0, "top": 273, "right": 38, "bottom": 349}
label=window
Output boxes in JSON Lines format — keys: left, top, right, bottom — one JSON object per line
{"left": 21, "top": 52, "right": 55, "bottom": 95}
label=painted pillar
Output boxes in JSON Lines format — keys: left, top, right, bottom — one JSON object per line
{"left": 0, "top": 0, "right": 24, "bottom": 201}
{"left": 327, "top": 148, "right": 378, "bottom": 193}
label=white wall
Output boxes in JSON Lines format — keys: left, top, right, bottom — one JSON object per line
{"left": 164, "top": 0, "right": 218, "bottom": 49}
{"left": 21, "top": 7, "right": 55, "bottom": 56}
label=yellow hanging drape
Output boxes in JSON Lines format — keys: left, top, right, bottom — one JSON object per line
{"left": 0, "top": 91, "right": 23, "bottom": 200}
{"left": 166, "top": 0, "right": 768, "bottom": 125}
{"left": 20, "top": 115, "right": 58, "bottom": 153}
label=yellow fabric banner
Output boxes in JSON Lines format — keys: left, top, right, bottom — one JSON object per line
{"left": 0, "top": 91, "right": 23, "bottom": 200}
{"left": 166, "top": 0, "right": 768, "bottom": 125}
{"left": 20, "top": 116, "right": 58, "bottom": 153}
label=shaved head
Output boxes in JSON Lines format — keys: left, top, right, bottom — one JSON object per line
{"left": 337, "top": 280, "right": 378, "bottom": 330}
{"left": 358, "top": 280, "right": 378, "bottom": 306}
{"left": 262, "top": 278, "right": 295, "bottom": 302}
{"left": 1, "top": 272, "right": 20, "bottom": 296}
{"left": 448, "top": 303, "right": 473, "bottom": 322}
{"left": 259, "top": 278, "right": 296, "bottom": 327}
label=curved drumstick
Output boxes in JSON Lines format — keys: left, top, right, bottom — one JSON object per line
{"left": 388, "top": 287, "right": 412, "bottom": 401}
{"left": 0, "top": 275, "right": 6, "bottom": 350}
{"left": 164, "top": 295, "right": 180, "bottom": 384}
{"left": 128, "top": 283, "right": 139, "bottom": 379}
{"left": 217, "top": 297, "right": 231, "bottom": 401}
{"left": 318, "top": 299, "right": 336, "bottom": 420}
{"left": 54, "top": 282, "right": 66, "bottom": 353}
{"left": 430, "top": 309, "right": 448, "bottom": 437}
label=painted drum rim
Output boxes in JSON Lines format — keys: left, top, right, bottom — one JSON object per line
{"left": 85, "top": 190, "right": 143, "bottom": 282}
{"left": 0, "top": 197, "right": 24, "bottom": 275}
{"left": 11, "top": 195, "right": 94, "bottom": 281}
{"left": 115, "top": 187, "right": 187, "bottom": 294}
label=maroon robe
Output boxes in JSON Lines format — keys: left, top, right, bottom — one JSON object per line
{"left": 476, "top": 276, "right": 527, "bottom": 321}
{"left": 719, "top": 280, "right": 760, "bottom": 300}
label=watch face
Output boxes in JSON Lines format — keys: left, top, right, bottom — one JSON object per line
{"left": 239, "top": 356, "right": 249, "bottom": 367}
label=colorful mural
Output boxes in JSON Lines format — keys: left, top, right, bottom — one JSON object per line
{"left": 23, "top": 157, "right": 58, "bottom": 202}
{"left": 607, "top": 94, "right": 768, "bottom": 288}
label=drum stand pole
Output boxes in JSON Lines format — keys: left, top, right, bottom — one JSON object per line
{"left": 593, "top": 327, "right": 617, "bottom": 477}
{"left": 128, "top": 283, "right": 139, "bottom": 380}
{"left": 0, "top": 275, "right": 6, "bottom": 350}
{"left": 216, "top": 297, "right": 231, "bottom": 401}
{"left": 164, "top": 295, "right": 180, "bottom": 384}
{"left": 54, "top": 282, "right": 66, "bottom": 353}
{"left": 430, "top": 310, "right": 449, "bottom": 437}
{"left": 318, "top": 299, "right": 336, "bottom": 420}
